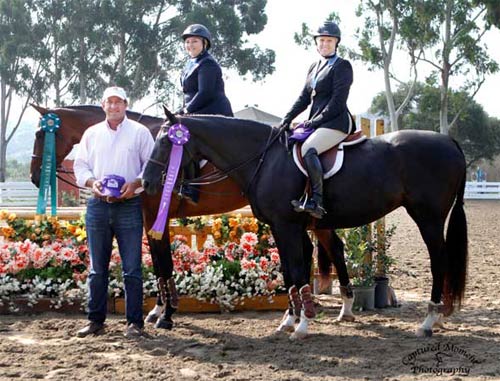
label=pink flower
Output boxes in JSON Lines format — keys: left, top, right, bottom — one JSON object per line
{"left": 269, "top": 248, "right": 280, "bottom": 264}
{"left": 31, "top": 248, "right": 50, "bottom": 269}
{"left": 19, "top": 240, "right": 32, "bottom": 254}
{"left": 259, "top": 257, "right": 269, "bottom": 271}
{"left": 142, "top": 252, "right": 153, "bottom": 267}
{"left": 241, "top": 258, "right": 257, "bottom": 270}
{"left": 240, "top": 232, "right": 258, "bottom": 246}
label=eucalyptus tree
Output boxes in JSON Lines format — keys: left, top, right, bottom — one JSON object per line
{"left": 82, "top": 0, "right": 275, "bottom": 106}
{"left": 349, "top": 0, "right": 436, "bottom": 132}
{"left": 0, "top": 0, "right": 49, "bottom": 181}
{"left": 370, "top": 82, "right": 500, "bottom": 166}
{"left": 412, "top": 0, "right": 499, "bottom": 134}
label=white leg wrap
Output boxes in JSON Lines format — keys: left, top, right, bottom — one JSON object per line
{"left": 291, "top": 310, "right": 310, "bottom": 340}
{"left": 337, "top": 296, "right": 355, "bottom": 322}
{"left": 276, "top": 310, "right": 296, "bottom": 333}
{"left": 145, "top": 304, "right": 163, "bottom": 323}
{"left": 416, "top": 301, "right": 443, "bottom": 337}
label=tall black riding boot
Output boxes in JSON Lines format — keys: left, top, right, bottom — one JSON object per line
{"left": 292, "top": 148, "right": 326, "bottom": 219}
{"left": 181, "top": 160, "right": 199, "bottom": 204}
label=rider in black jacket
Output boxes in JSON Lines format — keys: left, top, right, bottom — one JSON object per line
{"left": 281, "top": 21, "right": 355, "bottom": 219}
{"left": 177, "top": 24, "right": 233, "bottom": 117}
{"left": 176, "top": 24, "right": 233, "bottom": 204}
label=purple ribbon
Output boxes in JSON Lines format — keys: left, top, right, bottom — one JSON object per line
{"left": 289, "top": 122, "right": 314, "bottom": 143}
{"left": 149, "top": 123, "right": 190, "bottom": 240}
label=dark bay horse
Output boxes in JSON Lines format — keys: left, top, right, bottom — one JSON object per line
{"left": 29, "top": 105, "right": 249, "bottom": 329}
{"left": 31, "top": 105, "right": 348, "bottom": 334}
{"left": 143, "top": 110, "right": 468, "bottom": 338}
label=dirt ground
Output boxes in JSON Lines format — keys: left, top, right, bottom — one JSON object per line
{"left": 0, "top": 200, "right": 499, "bottom": 381}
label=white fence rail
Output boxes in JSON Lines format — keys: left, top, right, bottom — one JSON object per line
{"left": 1, "top": 181, "right": 498, "bottom": 207}
{"left": 0, "top": 182, "right": 41, "bottom": 207}
{"left": 465, "top": 181, "right": 500, "bottom": 200}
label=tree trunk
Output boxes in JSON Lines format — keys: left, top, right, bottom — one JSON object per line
{"left": 79, "top": 38, "right": 87, "bottom": 104}
{"left": 0, "top": 79, "right": 7, "bottom": 182}
{"left": 439, "top": 0, "right": 453, "bottom": 135}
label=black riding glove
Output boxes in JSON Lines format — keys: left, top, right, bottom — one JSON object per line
{"left": 279, "top": 118, "right": 291, "bottom": 131}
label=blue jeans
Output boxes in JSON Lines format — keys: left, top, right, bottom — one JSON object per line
{"left": 85, "top": 197, "right": 144, "bottom": 327}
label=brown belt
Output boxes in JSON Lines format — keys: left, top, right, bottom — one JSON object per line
{"left": 93, "top": 195, "right": 139, "bottom": 203}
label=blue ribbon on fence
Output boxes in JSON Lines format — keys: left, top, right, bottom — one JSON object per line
{"left": 36, "top": 113, "right": 60, "bottom": 217}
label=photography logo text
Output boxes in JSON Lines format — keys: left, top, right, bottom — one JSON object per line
{"left": 402, "top": 342, "right": 483, "bottom": 376}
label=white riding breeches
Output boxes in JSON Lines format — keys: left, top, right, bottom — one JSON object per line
{"left": 301, "top": 128, "right": 348, "bottom": 156}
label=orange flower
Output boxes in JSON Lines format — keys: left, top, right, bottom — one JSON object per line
{"left": 7, "top": 213, "right": 16, "bottom": 222}
{"left": 228, "top": 218, "right": 239, "bottom": 228}
{"left": 213, "top": 231, "right": 221, "bottom": 239}
{"left": 1, "top": 226, "right": 14, "bottom": 238}
{"left": 0, "top": 210, "right": 8, "bottom": 220}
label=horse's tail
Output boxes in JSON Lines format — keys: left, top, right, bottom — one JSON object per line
{"left": 443, "top": 142, "right": 468, "bottom": 315}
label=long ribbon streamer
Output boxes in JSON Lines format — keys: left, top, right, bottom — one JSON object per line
{"left": 149, "top": 123, "right": 190, "bottom": 240}
{"left": 36, "top": 113, "right": 60, "bottom": 217}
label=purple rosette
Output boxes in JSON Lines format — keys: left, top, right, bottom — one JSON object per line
{"left": 168, "top": 123, "right": 190, "bottom": 145}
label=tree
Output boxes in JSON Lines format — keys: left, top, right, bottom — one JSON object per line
{"left": 414, "top": 0, "right": 499, "bottom": 134}
{"left": 370, "top": 81, "right": 500, "bottom": 166}
{"left": 68, "top": 0, "right": 276, "bottom": 106}
{"left": 0, "top": 0, "right": 49, "bottom": 181}
{"left": 35, "top": 0, "right": 109, "bottom": 105}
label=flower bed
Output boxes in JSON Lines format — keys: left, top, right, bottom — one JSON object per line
{"left": 0, "top": 210, "right": 285, "bottom": 313}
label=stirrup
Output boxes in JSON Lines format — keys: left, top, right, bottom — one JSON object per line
{"left": 291, "top": 194, "right": 326, "bottom": 219}
{"left": 291, "top": 193, "right": 309, "bottom": 213}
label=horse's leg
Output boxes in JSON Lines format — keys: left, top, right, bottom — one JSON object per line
{"left": 410, "top": 213, "right": 447, "bottom": 337}
{"left": 273, "top": 223, "right": 312, "bottom": 338}
{"left": 316, "top": 229, "right": 355, "bottom": 322}
{"left": 277, "top": 230, "right": 314, "bottom": 334}
{"left": 144, "top": 251, "right": 164, "bottom": 324}
{"left": 149, "top": 230, "right": 178, "bottom": 330}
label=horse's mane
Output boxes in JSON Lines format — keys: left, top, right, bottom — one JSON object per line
{"left": 185, "top": 114, "right": 274, "bottom": 130}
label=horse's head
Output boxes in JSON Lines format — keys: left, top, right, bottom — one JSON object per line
{"left": 142, "top": 107, "right": 197, "bottom": 195}
{"left": 30, "top": 104, "right": 104, "bottom": 188}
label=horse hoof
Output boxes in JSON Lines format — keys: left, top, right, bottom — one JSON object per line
{"left": 416, "top": 328, "right": 433, "bottom": 337}
{"left": 155, "top": 318, "right": 173, "bottom": 330}
{"left": 145, "top": 313, "right": 160, "bottom": 324}
{"left": 337, "top": 314, "right": 355, "bottom": 322}
{"left": 290, "top": 331, "right": 308, "bottom": 340}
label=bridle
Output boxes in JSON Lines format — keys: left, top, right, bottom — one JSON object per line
{"left": 32, "top": 128, "right": 85, "bottom": 190}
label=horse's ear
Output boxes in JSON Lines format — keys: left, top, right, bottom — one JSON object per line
{"left": 31, "top": 104, "right": 48, "bottom": 115}
{"left": 162, "top": 105, "right": 178, "bottom": 124}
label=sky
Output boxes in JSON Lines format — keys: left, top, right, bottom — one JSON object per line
{"left": 222, "top": 0, "right": 500, "bottom": 121}
{"left": 17, "top": 0, "right": 500, "bottom": 125}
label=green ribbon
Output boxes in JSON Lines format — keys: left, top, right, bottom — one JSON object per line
{"left": 36, "top": 113, "right": 60, "bottom": 216}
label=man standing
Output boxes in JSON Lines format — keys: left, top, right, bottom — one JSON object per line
{"left": 74, "top": 86, "right": 155, "bottom": 338}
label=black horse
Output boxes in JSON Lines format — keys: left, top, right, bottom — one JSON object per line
{"left": 143, "top": 109, "right": 468, "bottom": 338}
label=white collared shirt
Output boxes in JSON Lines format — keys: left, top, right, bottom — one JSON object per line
{"left": 74, "top": 116, "right": 155, "bottom": 188}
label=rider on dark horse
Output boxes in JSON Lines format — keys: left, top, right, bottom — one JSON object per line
{"left": 176, "top": 23, "right": 234, "bottom": 204}
{"left": 281, "top": 21, "right": 355, "bottom": 219}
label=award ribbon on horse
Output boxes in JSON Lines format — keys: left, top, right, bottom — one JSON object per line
{"left": 36, "top": 113, "right": 60, "bottom": 217}
{"left": 149, "top": 123, "right": 190, "bottom": 240}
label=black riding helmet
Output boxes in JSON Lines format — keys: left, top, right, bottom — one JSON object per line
{"left": 182, "top": 24, "right": 212, "bottom": 50}
{"left": 313, "top": 21, "right": 341, "bottom": 43}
